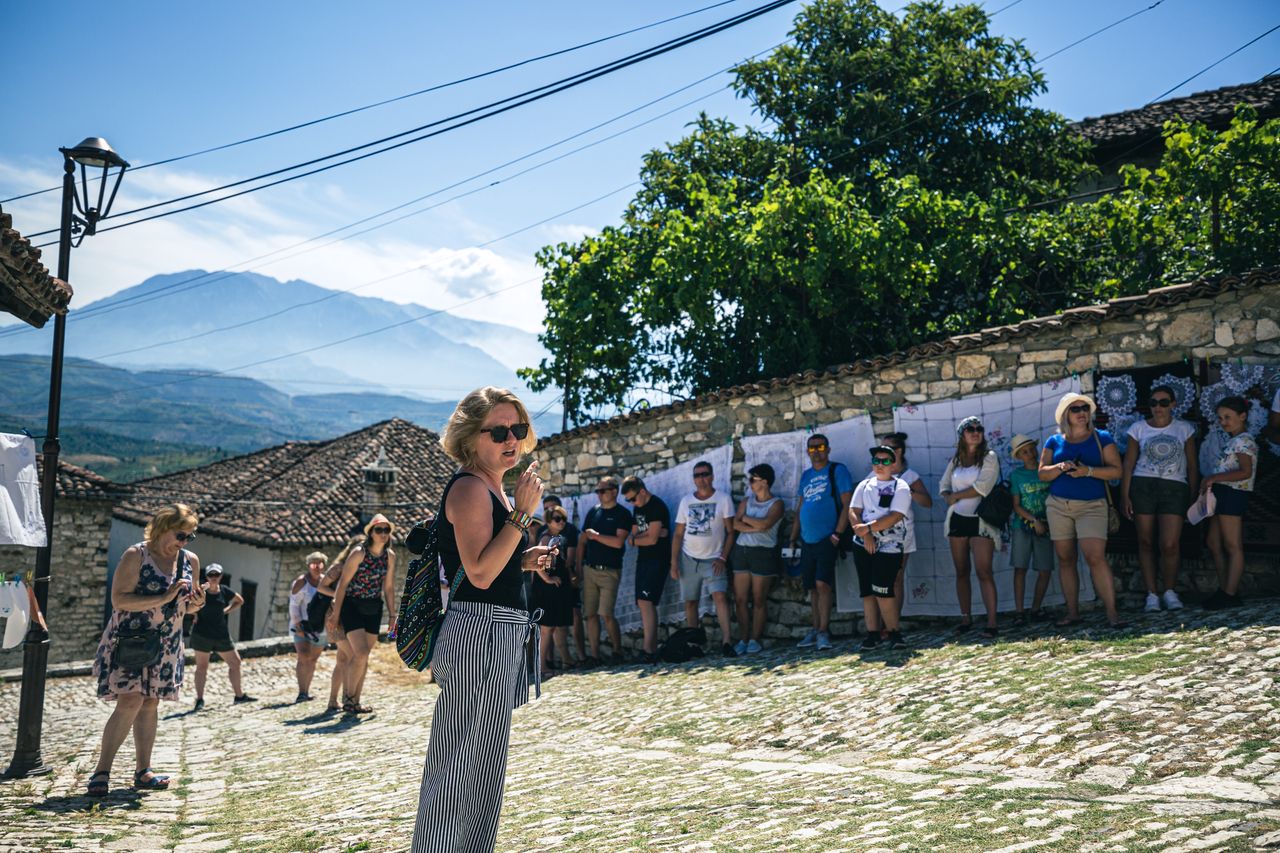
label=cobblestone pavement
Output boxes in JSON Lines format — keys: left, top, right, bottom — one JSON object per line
{"left": 1, "top": 601, "right": 1278, "bottom": 853}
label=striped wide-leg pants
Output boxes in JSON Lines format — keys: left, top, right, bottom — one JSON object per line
{"left": 411, "top": 601, "right": 539, "bottom": 853}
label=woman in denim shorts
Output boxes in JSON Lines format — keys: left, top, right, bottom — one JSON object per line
{"left": 1120, "top": 384, "right": 1198, "bottom": 613}
{"left": 730, "top": 464, "right": 785, "bottom": 655}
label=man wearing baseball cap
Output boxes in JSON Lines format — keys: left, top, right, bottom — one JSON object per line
{"left": 191, "top": 563, "right": 256, "bottom": 710}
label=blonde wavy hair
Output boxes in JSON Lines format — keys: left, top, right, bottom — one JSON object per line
{"left": 144, "top": 503, "right": 198, "bottom": 547}
{"left": 440, "top": 386, "right": 537, "bottom": 468}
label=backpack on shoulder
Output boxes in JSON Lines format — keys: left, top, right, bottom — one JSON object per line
{"left": 658, "top": 626, "right": 707, "bottom": 663}
{"left": 394, "top": 516, "right": 464, "bottom": 671}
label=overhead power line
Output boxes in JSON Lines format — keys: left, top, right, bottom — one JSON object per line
{"left": 0, "top": 0, "right": 746, "bottom": 206}
{"left": 21, "top": 0, "right": 798, "bottom": 241}
{"left": 1145, "top": 22, "right": 1280, "bottom": 104}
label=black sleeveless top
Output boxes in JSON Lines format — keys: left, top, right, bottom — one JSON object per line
{"left": 438, "top": 471, "right": 528, "bottom": 611}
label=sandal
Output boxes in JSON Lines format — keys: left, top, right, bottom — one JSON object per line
{"left": 86, "top": 771, "right": 109, "bottom": 797}
{"left": 1055, "top": 617, "right": 1083, "bottom": 628}
{"left": 133, "top": 768, "right": 170, "bottom": 790}
{"left": 953, "top": 621, "right": 973, "bottom": 634}
{"left": 981, "top": 626, "right": 999, "bottom": 639}
{"left": 342, "top": 701, "right": 373, "bottom": 714}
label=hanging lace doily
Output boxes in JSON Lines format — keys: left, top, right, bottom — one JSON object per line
{"left": 1247, "top": 399, "right": 1269, "bottom": 437}
{"left": 1199, "top": 381, "right": 1234, "bottom": 422}
{"left": 1107, "top": 412, "right": 1142, "bottom": 455}
{"left": 1096, "top": 374, "right": 1138, "bottom": 419}
{"left": 1150, "top": 373, "right": 1197, "bottom": 419}
{"left": 1221, "top": 362, "right": 1265, "bottom": 394}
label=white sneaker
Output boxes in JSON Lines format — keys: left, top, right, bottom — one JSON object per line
{"left": 746, "top": 639, "right": 763, "bottom": 654}
{"left": 816, "top": 631, "right": 833, "bottom": 651}
{"left": 1143, "top": 593, "right": 1161, "bottom": 613}
{"left": 1162, "top": 589, "right": 1184, "bottom": 610}
{"left": 734, "top": 639, "right": 748, "bottom": 656}
{"left": 797, "top": 628, "right": 819, "bottom": 648}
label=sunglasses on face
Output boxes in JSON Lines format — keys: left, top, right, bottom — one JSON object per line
{"left": 963, "top": 425, "right": 984, "bottom": 434}
{"left": 372, "top": 526, "right": 391, "bottom": 535}
{"left": 748, "top": 476, "right": 764, "bottom": 483}
{"left": 693, "top": 471, "right": 712, "bottom": 479}
{"left": 872, "top": 458, "right": 895, "bottom": 466}
{"left": 1149, "top": 398, "right": 1173, "bottom": 407}
{"left": 174, "top": 531, "right": 197, "bottom": 543}
{"left": 480, "top": 422, "right": 530, "bottom": 443}
{"left": 807, "top": 444, "right": 828, "bottom": 454}
{"left": 1068, "top": 404, "right": 1091, "bottom": 414}
{"left": 549, "top": 517, "right": 566, "bottom": 524}
{"left": 594, "top": 487, "right": 615, "bottom": 494}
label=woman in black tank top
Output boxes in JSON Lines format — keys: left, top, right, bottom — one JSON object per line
{"left": 412, "top": 387, "right": 558, "bottom": 853}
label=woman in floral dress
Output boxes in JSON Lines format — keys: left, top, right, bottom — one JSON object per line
{"left": 88, "top": 504, "right": 205, "bottom": 796}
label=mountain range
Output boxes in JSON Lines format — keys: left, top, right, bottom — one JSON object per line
{"left": 0, "top": 271, "right": 561, "bottom": 476}
{"left": 0, "top": 270, "right": 551, "bottom": 401}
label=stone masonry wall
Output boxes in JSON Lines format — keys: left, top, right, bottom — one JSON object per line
{"left": 533, "top": 280, "right": 1280, "bottom": 647}
{"left": 0, "top": 498, "right": 113, "bottom": 668}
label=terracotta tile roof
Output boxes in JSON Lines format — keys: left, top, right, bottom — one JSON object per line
{"left": 29, "top": 456, "right": 122, "bottom": 501}
{"left": 113, "top": 418, "right": 456, "bottom": 548}
{"left": 538, "top": 266, "right": 1280, "bottom": 449}
{"left": 0, "top": 210, "right": 72, "bottom": 328}
{"left": 1074, "top": 75, "right": 1280, "bottom": 163}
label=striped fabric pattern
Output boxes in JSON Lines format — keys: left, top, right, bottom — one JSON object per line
{"left": 411, "top": 601, "right": 540, "bottom": 853}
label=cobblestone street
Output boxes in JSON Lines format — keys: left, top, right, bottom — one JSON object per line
{"left": 2, "top": 602, "right": 1278, "bottom": 853}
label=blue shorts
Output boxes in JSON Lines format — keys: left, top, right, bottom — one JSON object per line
{"left": 1212, "top": 483, "right": 1251, "bottom": 517}
{"left": 634, "top": 559, "right": 668, "bottom": 604}
{"left": 798, "top": 538, "right": 837, "bottom": 590}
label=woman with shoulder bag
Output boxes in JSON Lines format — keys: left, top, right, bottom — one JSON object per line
{"left": 88, "top": 504, "right": 206, "bottom": 796}
{"left": 328, "top": 514, "right": 398, "bottom": 715}
{"left": 939, "top": 416, "right": 1001, "bottom": 638}
{"left": 1039, "top": 393, "right": 1126, "bottom": 629}
{"left": 411, "top": 386, "right": 558, "bottom": 853}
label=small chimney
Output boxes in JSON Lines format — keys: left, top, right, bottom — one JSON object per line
{"left": 361, "top": 446, "right": 400, "bottom": 524}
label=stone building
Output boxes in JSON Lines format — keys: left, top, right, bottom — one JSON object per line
{"left": 532, "top": 268, "right": 1280, "bottom": 643}
{"left": 110, "top": 418, "right": 454, "bottom": 640}
{"left": 1073, "top": 74, "right": 1280, "bottom": 193}
{"left": 0, "top": 460, "right": 123, "bottom": 668}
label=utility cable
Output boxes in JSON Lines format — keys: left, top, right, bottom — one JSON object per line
{"left": 1145, "top": 22, "right": 1279, "bottom": 104}
{"left": 0, "top": 0, "right": 745, "bottom": 205}
{"left": 21, "top": 0, "right": 796, "bottom": 240}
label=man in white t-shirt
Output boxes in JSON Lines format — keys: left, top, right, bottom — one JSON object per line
{"left": 671, "top": 460, "right": 737, "bottom": 656}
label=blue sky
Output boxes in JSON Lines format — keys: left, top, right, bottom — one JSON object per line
{"left": 1, "top": 0, "right": 1276, "bottom": 345}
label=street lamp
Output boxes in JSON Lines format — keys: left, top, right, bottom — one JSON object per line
{"left": 4, "top": 138, "right": 128, "bottom": 779}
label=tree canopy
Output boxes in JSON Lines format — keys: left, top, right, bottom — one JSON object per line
{"left": 520, "top": 0, "right": 1279, "bottom": 425}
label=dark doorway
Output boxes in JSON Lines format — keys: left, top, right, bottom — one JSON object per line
{"left": 239, "top": 580, "right": 257, "bottom": 641}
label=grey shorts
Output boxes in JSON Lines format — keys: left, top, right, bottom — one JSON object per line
{"left": 679, "top": 552, "right": 729, "bottom": 601}
{"left": 1130, "top": 476, "right": 1189, "bottom": 517}
{"left": 732, "top": 544, "right": 780, "bottom": 577}
{"left": 1010, "top": 526, "right": 1055, "bottom": 573}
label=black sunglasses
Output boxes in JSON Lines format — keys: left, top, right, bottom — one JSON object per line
{"left": 693, "top": 471, "right": 713, "bottom": 479}
{"left": 371, "top": 526, "right": 391, "bottom": 535}
{"left": 174, "top": 531, "right": 197, "bottom": 543}
{"left": 481, "top": 422, "right": 530, "bottom": 443}
{"left": 963, "top": 425, "right": 984, "bottom": 434}
{"left": 594, "top": 486, "right": 615, "bottom": 494}
{"left": 1149, "top": 398, "right": 1173, "bottom": 407}
{"left": 1067, "top": 404, "right": 1091, "bottom": 414}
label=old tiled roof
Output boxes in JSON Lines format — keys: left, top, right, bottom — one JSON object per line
{"left": 0, "top": 210, "right": 73, "bottom": 328}
{"left": 538, "top": 267, "right": 1280, "bottom": 449}
{"left": 113, "top": 418, "right": 456, "bottom": 548}
{"left": 29, "top": 456, "right": 122, "bottom": 501}
{"left": 1074, "top": 75, "right": 1280, "bottom": 163}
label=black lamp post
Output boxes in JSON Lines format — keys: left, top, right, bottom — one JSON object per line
{"left": 4, "top": 138, "right": 128, "bottom": 779}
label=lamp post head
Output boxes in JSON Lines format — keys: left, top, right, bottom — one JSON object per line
{"left": 63, "top": 137, "right": 130, "bottom": 170}
{"left": 59, "top": 137, "right": 129, "bottom": 239}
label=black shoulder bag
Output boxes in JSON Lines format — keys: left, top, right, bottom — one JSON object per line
{"left": 115, "top": 549, "right": 186, "bottom": 671}
{"left": 975, "top": 454, "right": 1014, "bottom": 531}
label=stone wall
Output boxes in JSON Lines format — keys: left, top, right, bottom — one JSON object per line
{"left": 0, "top": 498, "right": 113, "bottom": 668}
{"left": 533, "top": 276, "right": 1280, "bottom": 644}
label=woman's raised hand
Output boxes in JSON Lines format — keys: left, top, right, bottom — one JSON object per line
{"left": 514, "top": 460, "right": 545, "bottom": 515}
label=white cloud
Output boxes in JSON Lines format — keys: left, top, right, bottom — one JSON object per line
{"left": 540, "top": 222, "right": 601, "bottom": 244}
{"left": 0, "top": 164, "right": 552, "bottom": 334}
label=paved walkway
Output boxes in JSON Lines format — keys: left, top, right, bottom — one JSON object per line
{"left": 1, "top": 602, "right": 1278, "bottom": 852}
